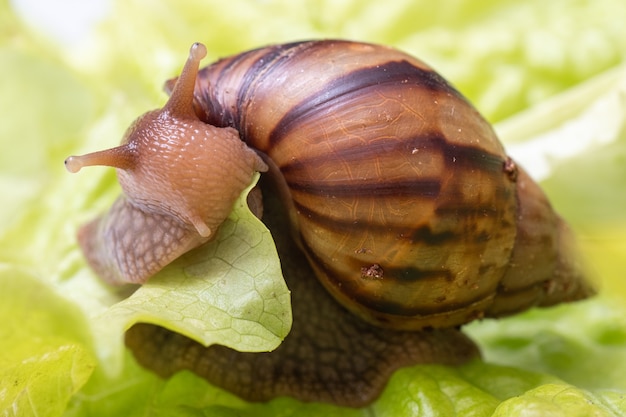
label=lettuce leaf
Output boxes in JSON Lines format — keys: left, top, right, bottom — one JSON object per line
{"left": 93, "top": 174, "right": 291, "bottom": 372}
{"left": 0, "top": 269, "right": 95, "bottom": 417}
{"left": 3, "top": 0, "right": 626, "bottom": 416}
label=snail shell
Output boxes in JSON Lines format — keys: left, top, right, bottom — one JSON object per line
{"left": 66, "top": 41, "right": 593, "bottom": 405}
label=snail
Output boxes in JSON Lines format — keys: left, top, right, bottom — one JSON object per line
{"left": 65, "top": 40, "right": 593, "bottom": 406}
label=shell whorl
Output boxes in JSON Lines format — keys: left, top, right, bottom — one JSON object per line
{"left": 178, "top": 40, "right": 520, "bottom": 330}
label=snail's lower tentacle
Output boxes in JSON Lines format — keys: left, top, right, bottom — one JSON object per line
{"left": 125, "top": 178, "right": 480, "bottom": 407}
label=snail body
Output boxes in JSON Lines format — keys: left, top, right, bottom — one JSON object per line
{"left": 66, "top": 40, "right": 592, "bottom": 405}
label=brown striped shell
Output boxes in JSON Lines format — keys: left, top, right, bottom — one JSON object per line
{"left": 168, "top": 40, "right": 590, "bottom": 330}
{"left": 65, "top": 41, "right": 593, "bottom": 406}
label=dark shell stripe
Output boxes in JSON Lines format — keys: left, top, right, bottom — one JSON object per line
{"left": 266, "top": 60, "right": 464, "bottom": 149}
{"left": 279, "top": 132, "right": 506, "bottom": 187}
{"left": 288, "top": 177, "right": 442, "bottom": 198}
{"left": 299, "top": 234, "right": 498, "bottom": 318}
{"left": 293, "top": 199, "right": 507, "bottom": 248}
{"left": 300, "top": 239, "right": 452, "bottom": 316}
{"left": 233, "top": 42, "right": 312, "bottom": 132}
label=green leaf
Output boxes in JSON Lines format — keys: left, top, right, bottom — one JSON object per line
{"left": 64, "top": 359, "right": 626, "bottom": 416}
{"left": 467, "top": 299, "right": 626, "bottom": 393}
{"left": 493, "top": 384, "right": 617, "bottom": 417}
{"left": 94, "top": 174, "right": 291, "bottom": 366}
{"left": 0, "top": 269, "right": 95, "bottom": 417}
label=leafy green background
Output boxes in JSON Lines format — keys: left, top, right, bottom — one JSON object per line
{"left": 1, "top": 0, "right": 625, "bottom": 416}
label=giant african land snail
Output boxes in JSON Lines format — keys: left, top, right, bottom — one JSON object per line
{"left": 65, "top": 41, "right": 593, "bottom": 406}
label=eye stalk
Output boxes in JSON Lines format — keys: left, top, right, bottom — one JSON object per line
{"left": 162, "top": 42, "right": 207, "bottom": 119}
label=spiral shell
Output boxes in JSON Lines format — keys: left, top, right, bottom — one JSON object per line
{"left": 164, "top": 40, "right": 589, "bottom": 330}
